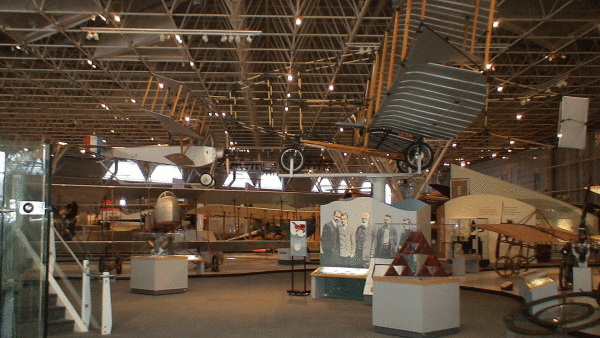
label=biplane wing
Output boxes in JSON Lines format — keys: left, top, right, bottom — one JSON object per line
{"left": 473, "top": 223, "right": 578, "bottom": 244}
{"left": 142, "top": 108, "right": 205, "bottom": 141}
{"left": 368, "top": 24, "right": 487, "bottom": 152}
{"left": 187, "top": 204, "right": 317, "bottom": 220}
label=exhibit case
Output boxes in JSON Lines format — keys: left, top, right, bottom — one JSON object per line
{"left": 310, "top": 266, "right": 369, "bottom": 300}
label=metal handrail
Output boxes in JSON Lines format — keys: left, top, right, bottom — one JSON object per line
{"left": 52, "top": 225, "right": 85, "bottom": 271}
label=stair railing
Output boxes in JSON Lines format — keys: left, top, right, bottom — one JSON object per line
{"left": 49, "top": 213, "right": 114, "bottom": 334}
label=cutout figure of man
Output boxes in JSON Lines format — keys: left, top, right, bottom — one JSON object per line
{"left": 338, "top": 212, "right": 355, "bottom": 259}
{"left": 374, "top": 214, "right": 398, "bottom": 259}
{"left": 355, "top": 212, "right": 372, "bottom": 264}
{"left": 321, "top": 210, "right": 341, "bottom": 260}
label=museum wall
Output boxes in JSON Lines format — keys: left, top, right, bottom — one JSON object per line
{"left": 467, "top": 131, "right": 600, "bottom": 206}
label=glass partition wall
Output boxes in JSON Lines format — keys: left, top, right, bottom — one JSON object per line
{"left": 0, "top": 141, "right": 51, "bottom": 337}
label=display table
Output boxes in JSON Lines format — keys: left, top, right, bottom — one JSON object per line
{"left": 310, "top": 267, "right": 368, "bottom": 300}
{"left": 373, "top": 276, "right": 460, "bottom": 337}
{"left": 452, "top": 253, "right": 479, "bottom": 276}
{"left": 130, "top": 255, "right": 188, "bottom": 295}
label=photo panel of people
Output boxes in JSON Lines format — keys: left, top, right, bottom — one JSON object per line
{"left": 320, "top": 197, "right": 424, "bottom": 268}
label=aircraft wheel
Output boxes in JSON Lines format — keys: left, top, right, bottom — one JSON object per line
{"left": 278, "top": 147, "right": 306, "bottom": 174}
{"left": 495, "top": 256, "right": 514, "bottom": 277}
{"left": 99, "top": 256, "right": 109, "bottom": 272}
{"left": 200, "top": 173, "right": 215, "bottom": 187}
{"left": 396, "top": 160, "right": 410, "bottom": 173}
{"left": 510, "top": 255, "right": 529, "bottom": 274}
{"left": 116, "top": 256, "right": 124, "bottom": 274}
{"left": 211, "top": 255, "right": 220, "bottom": 272}
{"left": 404, "top": 141, "right": 434, "bottom": 170}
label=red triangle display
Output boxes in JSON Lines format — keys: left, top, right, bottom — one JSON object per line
{"left": 385, "top": 231, "right": 449, "bottom": 279}
{"left": 416, "top": 265, "right": 432, "bottom": 277}
{"left": 384, "top": 265, "right": 400, "bottom": 276}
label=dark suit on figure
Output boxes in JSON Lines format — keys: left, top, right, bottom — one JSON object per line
{"left": 374, "top": 225, "right": 398, "bottom": 259}
{"left": 321, "top": 221, "right": 340, "bottom": 258}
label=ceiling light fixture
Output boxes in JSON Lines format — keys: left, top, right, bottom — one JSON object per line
{"left": 114, "top": 15, "right": 121, "bottom": 23}
{"left": 87, "top": 59, "right": 93, "bottom": 65}
{"left": 221, "top": 35, "right": 227, "bottom": 42}
{"left": 493, "top": 19, "right": 499, "bottom": 28}
{"left": 328, "top": 84, "right": 335, "bottom": 91}
{"left": 284, "top": 106, "right": 289, "bottom": 111}
{"left": 497, "top": 85, "right": 504, "bottom": 92}
{"left": 202, "top": 35, "right": 209, "bottom": 43}
{"left": 287, "top": 73, "right": 294, "bottom": 82}
{"left": 485, "top": 63, "right": 492, "bottom": 70}
{"left": 160, "top": 34, "right": 165, "bottom": 42}
{"left": 295, "top": 17, "right": 302, "bottom": 26}
{"left": 557, "top": 133, "right": 563, "bottom": 138}
{"left": 86, "top": 32, "right": 94, "bottom": 40}
{"left": 130, "top": 98, "right": 136, "bottom": 103}
{"left": 93, "top": 32, "right": 99, "bottom": 40}
{"left": 246, "top": 36, "right": 252, "bottom": 43}
{"left": 287, "top": 93, "right": 291, "bottom": 98}
{"left": 159, "top": 82, "right": 164, "bottom": 89}
{"left": 98, "top": 14, "right": 107, "bottom": 22}
{"left": 509, "top": 140, "right": 515, "bottom": 145}
{"left": 228, "top": 35, "right": 234, "bottom": 43}
{"left": 190, "top": 61, "right": 195, "bottom": 67}
{"left": 175, "top": 34, "right": 183, "bottom": 43}
{"left": 234, "top": 35, "right": 241, "bottom": 44}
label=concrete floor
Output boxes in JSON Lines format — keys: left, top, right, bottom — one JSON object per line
{"left": 50, "top": 255, "right": 599, "bottom": 338}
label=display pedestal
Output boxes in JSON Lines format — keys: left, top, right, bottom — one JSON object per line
{"left": 452, "top": 253, "right": 479, "bottom": 276}
{"left": 372, "top": 276, "right": 460, "bottom": 337}
{"left": 130, "top": 256, "right": 188, "bottom": 295}
{"left": 521, "top": 273, "right": 557, "bottom": 315}
{"left": 310, "top": 267, "right": 368, "bottom": 300}
{"left": 573, "top": 267, "right": 593, "bottom": 292}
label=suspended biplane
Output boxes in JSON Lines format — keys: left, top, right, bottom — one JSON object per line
{"left": 277, "top": 0, "right": 495, "bottom": 174}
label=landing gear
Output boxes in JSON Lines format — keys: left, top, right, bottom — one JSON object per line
{"left": 396, "top": 160, "right": 410, "bottom": 173}
{"left": 211, "top": 255, "right": 220, "bottom": 272}
{"left": 278, "top": 147, "right": 306, "bottom": 173}
{"left": 404, "top": 141, "right": 434, "bottom": 170}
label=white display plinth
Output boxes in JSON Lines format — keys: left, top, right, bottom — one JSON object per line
{"left": 521, "top": 276, "right": 557, "bottom": 315}
{"left": 373, "top": 276, "right": 460, "bottom": 337}
{"left": 130, "top": 256, "right": 188, "bottom": 295}
{"left": 452, "top": 254, "right": 479, "bottom": 276}
{"left": 573, "top": 267, "right": 593, "bottom": 292}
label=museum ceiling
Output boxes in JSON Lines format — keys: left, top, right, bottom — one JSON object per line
{"left": 0, "top": 0, "right": 599, "bottom": 176}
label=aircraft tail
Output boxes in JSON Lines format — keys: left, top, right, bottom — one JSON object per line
{"left": 83, "top": 135, "right": 104, "bottom": 154}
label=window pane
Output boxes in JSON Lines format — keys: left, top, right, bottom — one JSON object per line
{"left": 260, "top": 173, "right": 282, "bottom": 190}
{"left": 102, "top": 161, "right": 146, "bottom": 182}
{"left": 150, "top": 165, "right": 183, "bottom": 184}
